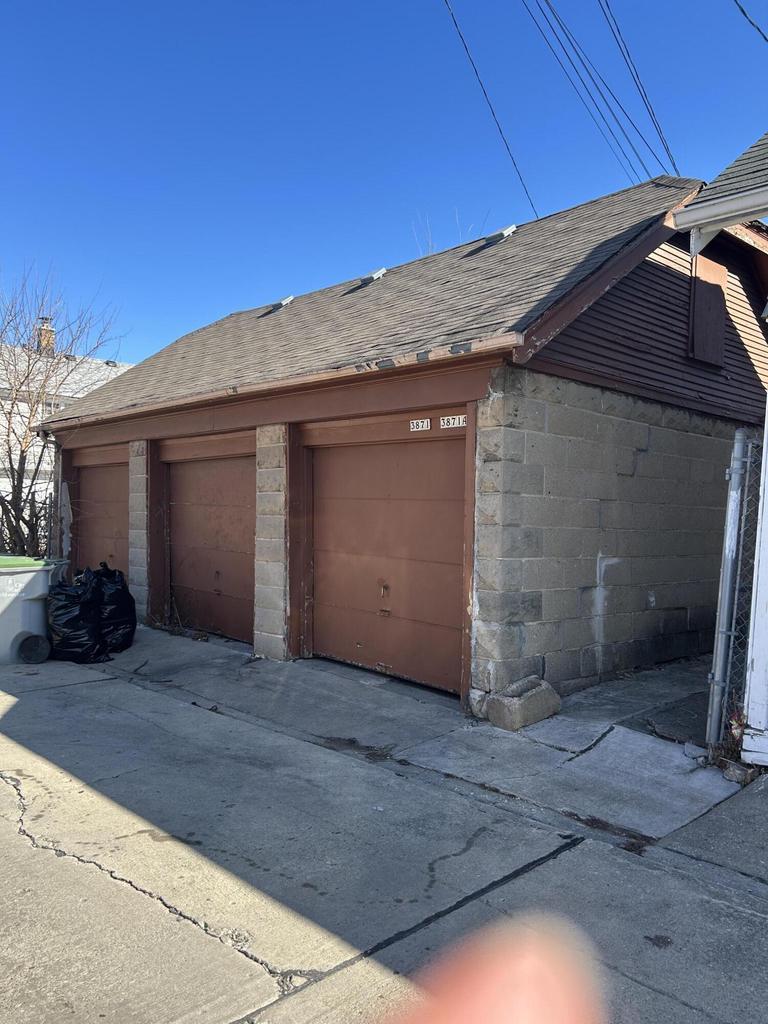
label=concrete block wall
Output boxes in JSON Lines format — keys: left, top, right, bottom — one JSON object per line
{"left": 472, "top": 366, "right": 737, "bottom": 697}
{"left": 253, "top": 424, "right": 289, "bottom": 660}
{"left": 127, "top": 440, "right": 149, "bottom": 621}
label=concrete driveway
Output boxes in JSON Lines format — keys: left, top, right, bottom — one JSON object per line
{"left": 0, "top": 628, "right": 765, "bottom": 1023}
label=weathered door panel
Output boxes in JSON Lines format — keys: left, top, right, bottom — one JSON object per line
{"left": 312, "top": 439, "right": 464, "bottom": 692}
{"left": 74, "top": 463, "right": 129, "bottom": 573}
{"left": 168, "top": 456, "right": 255, "bottom": 642}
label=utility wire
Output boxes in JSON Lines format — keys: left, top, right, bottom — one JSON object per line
{"left": 540, "top": 0, "right": 669, "bottom": 176}
{"left": 732, "top": 0, "right": 768, "bottom": 44}
{"left": 526, "top": 0, "right": 644, "bottom": 181}
{"left": 441, "top": 0, "right": 539, "bottom": 217}
{"left": 518, "top": 0, "right": 637, "bottom": 183}
{"left": 596, "top": 0, "right": 681, "bottom": 174}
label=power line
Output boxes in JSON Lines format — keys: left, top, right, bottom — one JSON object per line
{"left": 540, "top": 0, "right": 670, "bottom": 176}
{"left": 596, "top": 0, "right": 681, "bottom": 174}
{"left": 518, "top": 0, "right": 638, "bottom": 183}
{"left": 536, "top": 0, "right": 652, "bottom": 179}
{"left": 441, "top": 0, "right": 539, "bottom": 217}
{"left": 732, "top": 0, "right": 768, "bottom": 44}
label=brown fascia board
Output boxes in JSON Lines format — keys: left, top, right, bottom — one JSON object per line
{"left": 41, "top": 331, "right": 524, "bottom": 434}
{"left": 514, "top": 212, "right": 686, "bottom": 363}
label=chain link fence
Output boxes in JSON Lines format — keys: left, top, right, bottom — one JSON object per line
{"left": 709, "top": 430, "right": 763, "bottom": 755}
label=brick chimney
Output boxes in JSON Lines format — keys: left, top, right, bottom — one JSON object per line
{"left": 36, "top": 316, "right": 55, "bottom": 355}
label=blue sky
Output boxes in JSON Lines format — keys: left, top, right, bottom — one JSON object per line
{"left": 1, "top": 0, "right": 766, "bottom": 363}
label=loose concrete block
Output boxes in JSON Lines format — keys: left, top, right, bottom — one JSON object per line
{"left": 468, "top": 687, "right": 489, "bottom": 719}
{"left": 486, "top": 681, "right": 561, "bottom": 732}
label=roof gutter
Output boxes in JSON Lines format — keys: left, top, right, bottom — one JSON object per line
{"left": 41, "top": 331, "right": 525, "bottom": 434}
{"left": 673, "top": 186, "right": 768, "bottom": 256}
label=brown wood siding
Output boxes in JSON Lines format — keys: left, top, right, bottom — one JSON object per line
{"left": 530, "top": 237, "right": 768, "bottom": 423}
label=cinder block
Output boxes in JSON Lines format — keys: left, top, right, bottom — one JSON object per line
{"left": 564, "top": 380, "right": 603, "bottom": 413}
{"left": 255, "top": 559, "right": 288, "bottom": 588}
{"left": 256, "top": 444, "right": 286, "bottom": 470}
{"left": 474, "top": 622, "right": 523, "bottom": 661}
{"left": 254, "top": 606, "right": 285, "bottom": 635}
{"left": 542, "top": 648, "right": 581, "bottom": 685}
{"left": 255, "top": 538, "right": 286, "bottom": 563}
{"left": 477, "top": 395, "right": 505, "bottom": 429}
{"left": 128, "top": 529, "right": 147, "bottom": 551}
{"left": 503, "top": 396, "right": 547, "bottom": 432}
{"left": 477, "top": 461, "right": 544, "bottom": 495}
{"left": 476, "top": 589, "right": 542, "bottom": 624}
{"left": 254, "top": 585, "right": 287, "bottom": 611}
{"left": 523, "top": 371, "right": 567, "bottom": 404}
{"left": 542, "top": 528, "right": 583, "bottom": 558}
{"left": 129, "top": 440, "right": 147, "bottom": 458}
{"left": 544, "top": 466, "right": 618, "bottom": 501}
{"left": 520, "top": 620, "right": 563, "bottom": 656}
{"left": 484, "top": 656, "right": 545, "bottom": 692}
{"left": 563, "top": 557, "right": 600, "bottom": 588}
{"left": 256, "top": 424, "right": 286, "bottom": 446}
{"left": 128, "top": 492, "right": 147, "bottom": 516}
{"left": 128, "top": 546, "right": 147, "bottom": 570}
{"left": 477, "top": 427, "right": 525, "bottom": 464}
{"left": 253, "top": 631, "right": 287, "bottom": 661}
{"left": 256, "top": 514, "right": 285, "bottom": 541}
{"left": 475, "top": 492, "right": 522, "bottom": 527}
{"left": 256, "top": 490, "right": 286, "bottom": 515}
{"left": 256, "top": 467, "right": 286, "bottom": 493}
{"left": 476, "top": 525, "right": 542, "bottom": 559}
{"left": 474, "top": 557, "right": 522, "bottom": 593}
{"left": 522, "top": 558, "right": 565, "bottom": 591}
{"left": 522, "top": 496, "right": 600, "bottom": 529}
{"left": 541, "top": 588, "right": 580, "bottom": 620}
{"left": 487, "top": 682, "right": 560, "bottom": 731}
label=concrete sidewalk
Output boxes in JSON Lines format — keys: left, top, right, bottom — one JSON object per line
{"left": 0, "top": 628, "right": 764, "bottom": 1024}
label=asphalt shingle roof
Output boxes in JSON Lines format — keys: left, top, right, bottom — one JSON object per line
{"left": 685, "top": 131, "right": 768, "bottom": 210}
{"left": 47, "top": 175, "right": 700, "bottom": 427}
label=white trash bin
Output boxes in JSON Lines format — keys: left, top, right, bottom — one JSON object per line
{"left": 0, "top": 557, "right": 66, "bottom": 665}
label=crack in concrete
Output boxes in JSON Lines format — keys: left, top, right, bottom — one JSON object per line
{"left": 424, "top": 826, "right": 489, "bottom": 894}
{"left": 228, "top": 835, "right": 585, "bottom": 1023}
{"left": 564, "top": 725, "right": 615, "bottom": 762}
{"left": 0, "top": 771, "right": 313, "bottom": 997}
{"left": 603, "top": 959, "right": 729, "bottom": 1022}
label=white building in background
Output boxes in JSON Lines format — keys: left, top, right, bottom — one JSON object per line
{"left": 0, "top": 318, "right": 131, "bottom": 528}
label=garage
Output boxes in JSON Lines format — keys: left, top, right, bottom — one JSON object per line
{"left": 309, "top": 421, "right": 467, "bottom": 693}
{"left": 167, "top": 452, "right": 256, "bottom": 643}
{"left": 72, "top": 457, "right": 129, "bottom": 574}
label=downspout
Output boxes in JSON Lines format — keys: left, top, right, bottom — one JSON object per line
{"left": 707, "top": 428, "right": 748, "bottom": 746}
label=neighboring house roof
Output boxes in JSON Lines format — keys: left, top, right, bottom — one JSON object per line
{"left": 0, "top": 346, "right": 132, "bottom": 406}
{"left": 684, "top": 131, "right": 768, "bottom": 211}
{"left": 674, "top": 131, "right": 768, "bottom": 253}
{"left": 45, "top": 175, "right": 700, "bottom": 429}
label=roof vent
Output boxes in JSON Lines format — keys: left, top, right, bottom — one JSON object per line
{"left": 486, "top": 224, "right": 517, "bottom": 244}
{"left": 105, "top": 359, "right": 118, "bottom": 367}
{"left": 63, "top": 353, "right": 77, "bottom": 362}
{"left": 762, "top": 299, "right": 768, "bottom": 322}
{"left": 272, "top": 295, "right": 294, "bottom": 311}
{"left": 361, "top": 267, "right": 387, "bottom": 285}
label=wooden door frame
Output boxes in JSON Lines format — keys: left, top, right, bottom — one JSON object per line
{"left": 286, "top": 403, "right": 477, "bottom": 704}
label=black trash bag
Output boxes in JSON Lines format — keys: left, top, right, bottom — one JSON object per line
{"left": 92, "top": 562, "right": 137, "bottom": 653}
{"left": 47, "top": 569, "right": 109, "bottom": 664}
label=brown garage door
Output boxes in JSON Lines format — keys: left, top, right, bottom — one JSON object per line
{"left": 74, "top": 463, "right": 129, "bottom": 573}
{"left": 168, "top": 456, "right": 255, "bottom": 642}
{"left": 313, "top": 438, "right": 464, "bottom": 692}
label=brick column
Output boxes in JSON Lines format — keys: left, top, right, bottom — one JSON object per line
{"left": 128, "top": 440, "right": 149, "bottom": 621}
{"left": 253, "top": 425, "right": 289, "bottom": 659}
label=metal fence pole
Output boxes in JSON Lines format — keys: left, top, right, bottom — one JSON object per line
{"left": 707, "top": 428, "right": 748, "bottom": 747}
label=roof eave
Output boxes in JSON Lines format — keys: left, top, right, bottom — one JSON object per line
{"left": 674, "top": 186, "right": 768, "bottom": 255}
{"left": 41, "top": 331, "right": 525, "bottom": 434}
